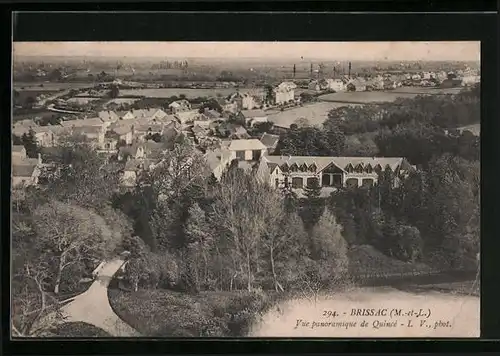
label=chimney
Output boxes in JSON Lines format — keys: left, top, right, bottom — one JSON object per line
{"left": 37, "top": 153, "right": 42, "bottom": 165}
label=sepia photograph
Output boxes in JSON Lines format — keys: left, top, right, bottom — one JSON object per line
{"left": 11, "top": 40, "right": 480, "bottom": 338}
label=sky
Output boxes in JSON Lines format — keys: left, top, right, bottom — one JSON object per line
{"left": 13, "top": 41, "right": 480, "bottom": 61}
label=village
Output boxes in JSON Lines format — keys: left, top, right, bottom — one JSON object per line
{"left": 11, "top": 41, "right": 481, "bottom": 340}
{"left": 12, "top": 63, "right": 479, "bottom": 193}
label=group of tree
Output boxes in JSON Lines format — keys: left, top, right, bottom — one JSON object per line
{"left": 12, "top": 133, "right": 133, "bottom": 336}
{"left": 110, "top": 138, "right": 349, "bottom": 294}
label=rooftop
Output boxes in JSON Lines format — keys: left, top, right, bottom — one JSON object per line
{"left": 260, "top": 133, "right": 280, "bottom": 148}
{"left": 12, "top": 162, "right": 38, "bottom": 177}
{"left": 228, "top": 139, "right": 267, "bottom": 151}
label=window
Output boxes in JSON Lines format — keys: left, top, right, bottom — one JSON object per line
{"left": 236, "top": 150, "right": 245, "bottom": 160}
{"left": 332, "top": 174, "right": 342, "bottom": 187}
{"left": 252, "top": 149, "right": 262, "bottom": 161}
{"left": 355, "top": 164, "right": 364, "bottom": 173}
{"left": 365, "top": 164, "right": 373, "bottom": 174}
{"left": 290, "top": 164, "right": 298, "bottom": 172}
{"left": 309, "top": 164, "right": 317, "bottom": 172}
{"left": 275, "top": 178, "right": 279, "bottom": 188}
{"left": 307, "top": 177, "right": 319, "bottom": 188}
{"left": 292, "top": 177, "right": 304, "bottom": 189}
{"left": 346, "top": 178, "right": 358, "bottom": 188}
{"left": 362, "top": 178, "right": 374, "bottom": 188}
{"left": 322, "top": 174, "right": 331, "bottom": 187}
{"left": 345, "top": 164, "right": 354, "bottom": 173}
{"left": 301, "top": 163, "right": 308, "bottom": 172}
{"left": 284, "top": 177, "right": 289, "bottom": 187}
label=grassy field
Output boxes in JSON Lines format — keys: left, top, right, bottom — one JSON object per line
{"left": 14, "top": 82, "right": 93, "bottom": 90}
{"left": 319, "top": 87, "right": 463, "bottom": 104}
{"left": 108, "top": 287, "right": 274, "bottom": 337}
{"left": 268, "top": 101, "right": 362, "bottom": 128}
{"left": 118, "top": 88, "right": 257, "bottom": 99}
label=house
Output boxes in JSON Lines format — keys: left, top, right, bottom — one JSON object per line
{"left": 229, "top": 126, "right": 250, "bottom": 140}
{"left": 227, "top": 139, "right": 268, "bottom": 161}
{"left": 260, "top": 133, "right": 280, "bottom": 154}
{"left": 117, "top": 141, "right": 166, "bottom": 161}
{"left": 241, "top": 109, "right": 269, "bottom": 127}
{"left": 274, "top": 82, "right": 297, "bottom": 105}
{"left": 134, "top": 122, "right": 164, "bottom": 141}
{"left": 383, "top": 79, "right": 397, "bottom": 90}
{"left": 308, "top": 80, "right": 321, "bottom": 92}
{"left": 12, "top": 149, "right": 43, "bottom": 188}
{"left": 346, "top": 78, "right": 367, "bottom": 92}
{"left": 116, "top": 110, "right": 136, "bottom": 120}
{"left": 120, "top": 159, "right": 155, "bottom": 187}
{"left": 325, "top": 78, "right": 346, "bottom": 92}
{"left": 259, "top": 155, "right": 415, "bottom": 196}
{"left": 175, "top": 110, "right": 200, "bottom": 125}
{"left": 193, "top": 120, "right": 211, "bottom": 129}
{"left": 12, "top": 145, "right": 27, "bottom": 163}
{"left": 169, "top": 100, "right": 192, "bottom": 113}
{"left": 98, "top": 110, "right": 120, "bottom": 123}
{"left": 71, "top": 126, "right": 106, "bottom": 147}
{"left": 31, "top": 126, "right": 56, "bottom": 147}
{"left": 205, "top": 148, "right": 232, "bottom": 180}
{"left": 108, "top": 124, "right": 134, "bottom": 145}
{"left": 192, "top": 125, "right": 208, "bottom": 138}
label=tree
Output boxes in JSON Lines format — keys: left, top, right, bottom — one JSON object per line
{"left": 22, "top": 129, "right": 40, "bottom": 158}
{"left": 275, "top": 127, "right": 345, "bottom": 157}
{"left": 184, "top": 203, "right": 214, "bottom": 292}
{"left": 43, "top": 133, "right": 122, "bottom": 209}
{"left": 310, "top": 210, "right": 349, "bottom": 283}
{"left": 300, "top": 178, "right": 325, "bottom": 231}
{"left": 31, "top": 200, "right": 114, "bottom": 294}
{"left": 108, "top": 85, "right": 120, "bottom": 99}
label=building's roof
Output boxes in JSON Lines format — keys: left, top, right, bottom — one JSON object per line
{"left": 205, "top": 110, "right": 221, "bottom": 119}
{"left": 12, "top": 162, "right": 38, "bottom": 177}
{"left": 61, "top": 118, "right": 103, "bottom": 128}
{"left": 98, "top": 110, "right": 119, "bottom": 122}
{"left": 175, "top": 110, "right": 199, "bottom": 122}
{"left": 12, "top": 145, "right": 25, "bottom": 153}
{"left": 72, "top": 126, "right": 103, "bottom": 135}
{"left": 228, "top": 139, "right": 267, "bottom": 151}
{"left": 275, "top": 82, "right": 297, "bottom": 92}
{"left": 14, "top": 119, "right": 38, "bottom": 128}
{"left": 169, "top": 100, "right": 191, "bottom": 108}
{"left": 260, "top": 133, "right": 280, "bottom": 149}
{"left": 241, "top": 109, "right": 268, "bottom": 118}
{"left": 263, "top": 155, "right": 406, "bottom": 172}
{"left": 192, "top": 125, "right": 206, "bottom": 134}
{"left": 135, "top": 124, "right": 164, "bottom": 133}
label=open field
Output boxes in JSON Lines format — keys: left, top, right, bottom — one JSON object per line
{"left": 118, "top": 88, "right": 257, "bottom": 99}
{"left": 268, "top": 102, "right": 362, "bottom": 128}
{"left": 319, "top": 86, "right": 464, "bottom": 104}
{"left": 14, "top": 82, "right": 93, "bottom": 90}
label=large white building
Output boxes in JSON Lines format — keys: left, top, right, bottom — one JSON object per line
{"left": 273, "top": 82, "right": 297, "bottom": 105}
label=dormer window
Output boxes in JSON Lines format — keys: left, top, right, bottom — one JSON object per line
{"left": 365, "top": 164, "right": 373, "bottom": 174}
{"left": 374, "top": 164, "right": 382, "bottom": 173}
{"left": 309, "top": 164, "right": 317, "bottom": 172}
{"left": 355, "top": 164, "right": 364, "bottom": 173}
{"left": 300, "top": 163, "right": 308, "bottom": 172}
{"left": 345, "top": 164, "right": 354, "bottom": 173}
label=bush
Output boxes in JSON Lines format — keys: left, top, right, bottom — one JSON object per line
{"left": 50, "top": 322, "right": 111, "bottom": 337}
{"left": 108, "top": 287, "right": 274, "bottom": 337}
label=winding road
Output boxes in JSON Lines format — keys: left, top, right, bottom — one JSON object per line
{"left": 50, "top": 258, "right": 140, "bottom": 337}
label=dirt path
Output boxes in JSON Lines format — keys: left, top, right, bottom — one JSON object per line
{"left": 60, "top": 258, "right": 141, "bottom": 337}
